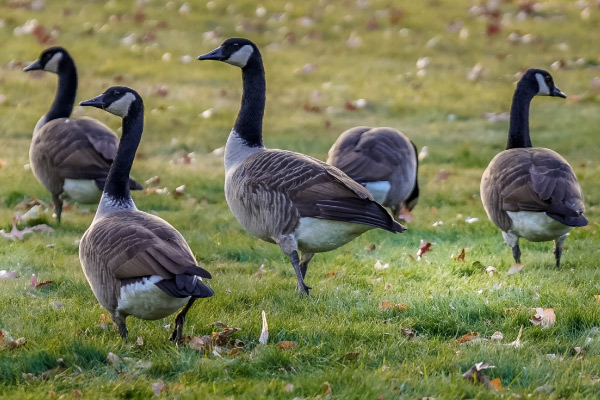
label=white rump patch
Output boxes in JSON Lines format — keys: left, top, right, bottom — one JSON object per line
{"left": 535, "top": 73, "right": 550, "bottom": 96}
{"left": 507, "top": 211, "right": 571, "bottom": 242}
{"left": 63, "top": 179, "right": 102, "bottom": 203}
{"left": 226, "top": 44, "right": 254, "bottom": 67}
{"left": 44, "top": 52, "right": 63, "bottom": 73}
{"left": 295, "top": 217, "right": 371, "bottom": 253}
{"left": 117, "top": 275, "right": 189, "bottom": 320}
{"left": 106, "top": 92, "right": 136, "bottom": 117}
{"left": 364, "top": 181, "right": 391, "bottom": 204}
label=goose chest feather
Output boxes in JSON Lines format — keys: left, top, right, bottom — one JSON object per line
{"left": 79, "top": 87, "right": 213, "bottom": 342}
{"left": 24, "top": 47, "right": 142, "bottom": 222}
{"left": 480, "top": 69, "right": 587, "bottom": 268}
{"left": 198, "top": 38, "right": 405, "bottom": 295}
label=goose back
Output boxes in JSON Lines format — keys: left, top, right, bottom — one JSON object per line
{"left": 327, "top": 127, "right": 418, "bottom": 208}
{"left": 481, "top": 147, "right": 586, "bottom": 233}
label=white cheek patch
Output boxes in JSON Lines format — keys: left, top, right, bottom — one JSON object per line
{"left": 535, "top": 73, "right": 551, "bottom": 96}
{"left": 225, "top": 45, "right": 254, "bottom": 67}
{"left": 44, "top": 52, "right": 63, "bottom": 73}
{"left": 106, "top": 92, "right": 136, "bottom": 117}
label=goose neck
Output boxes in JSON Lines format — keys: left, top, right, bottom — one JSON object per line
{"left": 234, "top": 59, "right": 265, "bottom": 148}
{"left": 506, "top": 84, "right": 535, "bottom": 149}
{"left": 46, "top": 59, "right": 77, "bottom": 123}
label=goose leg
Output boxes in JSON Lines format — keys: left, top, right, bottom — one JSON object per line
{"left": 170, "top": 297, "right": 197, "bottom": 344}
{"left": 554, "top": 234, "right": 567, "bottom": 269}
{"left": 502, "top": 231, "right": 521, "bottom": 264}
{"left": 299, "top": 252, "right": 314, "bottom": 279}
{"left": 290, "top": 251, "right": 311, "bottom": 296}
{"left": 112, "top": 312, "right": 128, "bottom": 341}
{"left": 52, "top": 192, "right": 63, "bottom": 223}
{"left": 277, "top": 235, "right": 311, "bottom": 295}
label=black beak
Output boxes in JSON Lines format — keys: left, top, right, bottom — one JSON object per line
{"left": 198, "top": 46, "right": 225, "bottom": 61}
{"left": 80, "top": 93, "right": 106, "bottom": 109}
{"left": 23, "top": 59, "right": 42, "bottom": 72}
{"left": 552, "top": 86, "right": 566, "bottom": 99}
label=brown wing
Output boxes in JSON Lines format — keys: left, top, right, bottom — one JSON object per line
{"left": 81, "top": 211, "right": 212, "bottom": 297}
{"left": 34, "top": 117, "right": 143, "bottom": 189}
{"left": 326, "top": 127, "right": 415, "bottom": 183}
{"left": 482, "top": 148, "right": 587, "bottom": 230}
{"left": 238, "top": 149, "right": 405, "bottom": 232}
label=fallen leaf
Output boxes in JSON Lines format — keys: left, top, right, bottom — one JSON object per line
{"left": 136, "top": 336, "right": 144, "bottom": 346}
{"left": 531, "top": 308, "right": 555, "bottom": 329}
{"left": 0, "top": 270, "right": 19, "bottom": 280}
{"left": 338, "top": 352, "right": 359, "bottom": 362}
{"left": 145, "top": 176, "right": 160, "bottom": 185}
{"left": 213, "top": 327, "right": 240, "bottom": 346}
{"left": 417, "top": 240, "right": 432, "bottom": 260}
{"left": 418, "top": 146, "right": 428, "bottom": 161}
{"left": 107, "top": 352, "right": 121, "bottom": 369}
{"left": 323, "top": 381, "right": 332, "bottom": 394}
{"left": 49, "top": 301, "right": 63, "bottom": 310}
{"left": 379, "top": 301, "right": 395, "bottom": 310}
{"left": 255, "top": 264, "right": 267, "bottom": 278}
{"left": 73, "top": 390, "right": 82, "bottom": 399}
{"left": 401, "top": 328, "right": 415, "bottom": 338}
{"left": 344, "top": 101, "right": 358, "bottom": 111}
{"left": 397, "top": 205, "right": 413, "bottom": 222}
{"left": 152, "top": 380, "right": 167, "bottom": 397}
{"left": 31, "top": 274, "right": 53, "bottom": 288}
{"left": 284, "top": 383, "right": 294, "bottom": 392}
{"left": 324, "top": 270, "right": 337, "bottom": 278}
{"left": 277, "top": 341, "right": 297, "bottom": 350}
{"left": 490, "top": 331, "right": 503, "bottom": 341}
{"left": 457, "top": 332, "right": 479, "bottom": 343}
{"left": 0, "top": 214, "right": 54, "bottom": 241}
{"left": 455, "top": 248, "right": 466, "bottom": 262}
{"left": 259, "top": 310, "right": 268, "bottom": 345}
{"left": 434, "top": 170, "right": 451, "bottom": 181}
{"left": 508, "top": 325, "right": 524, "bottom": 347}
{"left": 486, "top": 266, "right": 497, "bottom": 276}
{"left": 490, "top": 378, "right": 502, "bottom": 390}
{"left": 507, "top": 264, "right": 524, "bottom": 275}
{"left": 173, "top": 185, "right": 186, "bottom": 197}
{"left": 462, "top": 362, "right": 497, "bottom": 390}
{"left": 374, "top": 260, "right": 389, "bottom": 270}
{"left": 6, "top": 337, "right": 26, "bottom": 349}
{"left": 188, "top": 335, "right": 211, "bottom": 352}
{"left": 364, "top": 243, "right": 376, "bottom": 251}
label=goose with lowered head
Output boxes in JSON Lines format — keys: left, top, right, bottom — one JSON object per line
{"left": 24, "top": 47, "right": 142, "bottom": 222}
{"left": 327, "top": 126, "right": 420, "bottom": 222}
{"left": 79, "top": 87, "right": 214, "bottom": 343}
{"left": 480, "top": 69, "right": 587, "bottom": 268}
{"left": 198, "top": 38, "right": 405, "bottom": 295}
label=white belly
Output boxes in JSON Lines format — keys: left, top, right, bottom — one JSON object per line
{"left": 295, "top": 217, "right": 371, "bottom": 253}
{"left": 364, "top": 181, "right": 391, "bottom": 204}
{"left": 63, "top": 179, "right": 102, "bottom": 203}
{"left": 507, "top": 211, "right": 571, "bottom": 242}
{"left": 117, "top": 276, "right": 189, "bottom": 320}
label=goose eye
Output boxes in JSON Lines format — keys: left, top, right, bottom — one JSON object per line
{"left": 545, "top": 76, "right": 551, "bottom": 82}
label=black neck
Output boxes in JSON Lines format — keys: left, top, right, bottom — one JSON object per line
{"left": 47, "top": 57, "right": 77, "bottom": 122}
{"left": 506, "top": 83, "right": 535, "bottom": 149}
{"left": 104, "top": 103, "right": 143, "bottom": 201}
{"left": 234, "top": 57, "right": 265, "bottom": 147}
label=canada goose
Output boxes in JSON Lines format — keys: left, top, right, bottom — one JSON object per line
{"left": 24, "top": 47, "right": 142, "bottom": 222}
{"left": 327, "top": 127, "right": 419, "bottom": 221}
{"left": 198, "top": 38, "right": 405, "bottom": 295}
{"left": 480, "top": 69, "right": 587, "bottom": 268}
{"left": 79, "top": 87, "right": 214, "bottom": 342}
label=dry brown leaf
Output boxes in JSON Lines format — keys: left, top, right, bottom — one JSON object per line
{"left": 152, "top": 380, "right": 167, "bottom": 397}
{"left": 374, "top": 260, "right": 389, "bottom": 270}
{"left": 323, "top": 381, "right": 332, "bottom": 394}
{"left": 490, "top": 378, "right": 502, "bottom": 390}
{"left": 397, "top": 205, "right": 413, "bottom": 222}
{"left": 364, "top": 243, "right": 376, "bottom": 251}
{"left": 338, "top": 352, "right": 359, "bottom": 362}
{"left": 324, "top": 270, "right": 337, "bottom": 278}
{"left": 0, "top": 270, "right": 19, "bottom": 280}
{"left": 455, "top": 248, "right": 466, "bottom": 262}
{"left": 379, "top": 301, "right": 394, "bottom": 310}
{"left": 457, "top": 332, "right": 479, "bottom": 343}
{"left": 213, "top": 327, "right": 240, "bottom": 346}
{"left": 531, "top": 308, "right": 555, "bottom": 329}
{"left": 188, "top": 335, "right": 211, "bottom": 352}
{"left": 401, "top": 328, "right": 415, "bottom": 339}
{"left": 259, "top": 310, "right": 268, "bottom": 345}
{"left": 136, "top": 336, "right": 144, "bottom": 346}
{"left": 277, "top": 341, "right": 297, "bottom": 350}
{"left": 491, "top": 331, "right": 503, "bottom": 341}
{"left": 434, "top": 170, "right": 451, "bottom": 181}
{"left": 254, "top": 264, "right": 267, "bottom": 278}
{"left": 31, "top": 274, "right": 53, "bottom": 288}
{"left": 73, "top": 390, "right": 82, "bottom": 399}
{"left": 145, "top": 176, "right": 160, "bottom": 185}
{"left": 508, "top": 325, "right": 524, "bottom": 347}
{"left": 417, "top": 240, "right": 432, "bottom": 260}
{"left": 462, "top": 362, "right": 497, "bottom": 390}
{"left": 507, "top": 264, "right": 524, "bottom": 275}
{"left": 0, "top": 214, "right": 54, "bottom": 241}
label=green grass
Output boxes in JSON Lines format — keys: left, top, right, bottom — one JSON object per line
{"left": 1, "top": 0, "right": 600, "bottom": 398}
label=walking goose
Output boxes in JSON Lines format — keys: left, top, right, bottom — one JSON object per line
{"left": 24, "top": 47, "right": 142, "bottom": 222}
{"left": 198, "top": 38, "right": 405, "bottom": 295}
{"left": 327, "top": 127, "right": 419, "bottom": 221}
{"left": 79, "top": 87, "right": 214, "bottom": 342}
{"left": 480, "top": 69, "right": 587, "bottom": 268}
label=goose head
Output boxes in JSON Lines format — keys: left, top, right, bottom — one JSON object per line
{"left": 519, "top": 69, "right": 566, "bottom": 98}
{"left": 80, "top": 86, "right": 142, "bottom": 118}
{"left": 24, "top": 47, "right": 71, "bottom": 74}
{"left": 198, "top": 38, "right": 260, "bottom": 69}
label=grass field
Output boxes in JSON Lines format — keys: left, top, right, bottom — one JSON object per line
{"left": 1, "top": 0, "right": 600, "bottom": 398}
